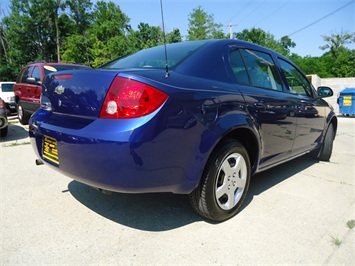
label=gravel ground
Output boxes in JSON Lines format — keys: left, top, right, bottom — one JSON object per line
{"left": 1, "top": 115, "right": 354, "bottom": 265}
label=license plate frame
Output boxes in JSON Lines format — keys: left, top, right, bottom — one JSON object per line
{"left": 42, "top": 135, "right": 59, "bottom": 166}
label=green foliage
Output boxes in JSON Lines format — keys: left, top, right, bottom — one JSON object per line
{"left": 319, "top": 32, "right": 355, "bottom": 77}
{"left": 187, "top": 6, "right": 224, "bottom": 40}
{"left": 235, "top": 27, "right": 294, "bottom": 56}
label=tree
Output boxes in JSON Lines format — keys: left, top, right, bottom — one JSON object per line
{"left": 320, "top": 31, "right": 355, "bottom": 59}
{"left": 280, "top": 36, "right": 296, "bottom": 55}
{"left": 134, "top": 22, "right": 162, "bottom": 49}
{"left": 235, "top": 27, "right": 294, "bottom": 56}
{"left": 187, "top": 6, "right": 224, "bottom": 40}
{"left": 87, "top": 0, "right": 130, "bottom": 66}
{"left": 65, "top": 0, "right": 92, "bottom": 35}
{"left": 319, "top": 31, "right": 355, "bottom": 77}
{"left": 166, "top": 28, "right": 182, "bottom": 43}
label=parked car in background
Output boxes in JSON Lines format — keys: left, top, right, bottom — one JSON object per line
{"left": 0, "top": 98, "right": 8, "bottom": 138}
{"left": 13, "top": 62, "right": 91, "bottom": 125}
{"left": 29, "top": 40, "right": 337, "bottom": 222}
{"left": 0, "top": 81, "right": 16, "bottom": 116}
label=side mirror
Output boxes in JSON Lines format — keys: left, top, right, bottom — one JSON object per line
{"left": 317, "top": 86, "right": 333, "bottom": 98}
{"left": 26, "top": 77, "right": 42, "bottom": 86}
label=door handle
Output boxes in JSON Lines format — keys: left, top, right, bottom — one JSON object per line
{"left": 27, "top": 88, "right": 31, "bottom": 91}
{"left": 253, "top": 102, "right": 265, "bottom": 109}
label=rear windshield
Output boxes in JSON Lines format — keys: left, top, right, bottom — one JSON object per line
{"left": 101, "top": 41, "right": 208, "bottom": 69}
{"left": 1, "top": 83, "right": 14, "bottom": 92}
{"left": 43, "top": 65, "right": 90, "bottom": 76}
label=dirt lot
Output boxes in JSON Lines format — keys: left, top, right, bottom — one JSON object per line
{"left": 1, "top": 115, "right": 354, "bottom": 265}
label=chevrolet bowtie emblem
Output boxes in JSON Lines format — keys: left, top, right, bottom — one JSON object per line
{"left": 54, "top": 85, "right": 65, "bottom": 95}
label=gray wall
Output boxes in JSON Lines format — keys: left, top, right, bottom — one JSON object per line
{"left": 308, "top": 75, "right": 355, "bottom": 114}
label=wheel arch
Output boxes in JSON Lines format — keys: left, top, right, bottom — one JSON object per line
{"left": 212, "top": 126, "right": 260, "bottom": 175}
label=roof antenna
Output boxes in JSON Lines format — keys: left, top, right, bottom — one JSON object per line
{"left": 160, "top": 0, "right": 169, "bottom": 77}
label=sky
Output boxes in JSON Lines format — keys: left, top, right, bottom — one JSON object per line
{"left": 1, "top": 0, "right": 354, "bottom": 57}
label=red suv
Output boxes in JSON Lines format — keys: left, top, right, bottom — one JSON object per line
{"left": 13, "top": 62, "right": 91, "bottom": 124}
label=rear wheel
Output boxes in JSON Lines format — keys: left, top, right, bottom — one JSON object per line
{"left": 312, "top": 123, "right": 335, "bottom": 161}
{"left": 189, "top": 140, "right": 251, "bottom": 222}
{"left": 17, "top": 101, "right": 30, "bottom": 125}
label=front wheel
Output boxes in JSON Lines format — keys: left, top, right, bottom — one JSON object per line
{"left": 189, "top": 140, "right": 251, "bottom": 222}
{"left": 311, "top": 123, "right": 335, "bottom": 162}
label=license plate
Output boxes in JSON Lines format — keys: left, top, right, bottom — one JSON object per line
{"left": 42, "top": 135, "right": 59, "bottom": 166}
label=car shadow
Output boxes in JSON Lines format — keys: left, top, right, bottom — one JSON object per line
{"left": 68, "top": 155, "right": 317, "bottom": 231}
{"left": 68, "top": 181, "right": 201, "bottom": 231}
{"left": 243, "top": 155, "right": 317, "bottom": 208}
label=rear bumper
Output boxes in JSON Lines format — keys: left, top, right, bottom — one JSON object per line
{"left": 29, "top": 110, "right": 206, "bottom": 194}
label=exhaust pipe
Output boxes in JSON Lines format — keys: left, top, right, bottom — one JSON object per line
{"left": 35, "top": 159, "right": 44, "bottom": 165}
{"left": 91, "top": 186, "right": 112, "bottom": 195}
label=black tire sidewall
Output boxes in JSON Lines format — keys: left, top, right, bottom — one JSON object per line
{"left": 318, "top": 123, "right": 334, "bottom": 161}
{"left": 17, "top": 101, "right": 29, "bottom": 125}
{"left": 204, "top": 141, "right": 251, "bottom": 221}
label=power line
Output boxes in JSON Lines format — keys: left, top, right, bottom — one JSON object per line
{"left": 287, "top": 0, "right": 355, "bottom": 37}
{"left": 227, "top": 1, "right": 253, "bottom": 25}
{"left": 238, "top": 0, "right": 266, "bottom": 25}
{"left": 253, "top": 0, "right": 292, "bottom": 27}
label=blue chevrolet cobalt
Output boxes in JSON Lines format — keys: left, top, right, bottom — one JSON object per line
{"left": 29, "top": 40, "right": 337, "bottom": 222}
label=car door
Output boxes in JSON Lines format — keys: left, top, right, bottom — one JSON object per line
{"left": 27, "top": 65, "right": 42, "bottom": 112}
{"left": 277, "top": 58, "right": 326, "bottom": 155}
{"left": 228, "top": 47, "right": 297, "bottom": 169}
{"left": 15, "top": 66, "right": 33, "bottom": 105}
{"left": 21, "top": 65, "right": 41, "bottom": 113}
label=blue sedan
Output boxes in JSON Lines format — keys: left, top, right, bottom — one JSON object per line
{"left": 29, "top": 40, "right": 337, "bottom": 221}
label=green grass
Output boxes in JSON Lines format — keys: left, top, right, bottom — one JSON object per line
{"left": 347, "top": 220, "right": 355, "bottom": 229}
{"left": 330, "top": 236, "right": 342, "bottom": 247}
{"left": 2, "top": 141, "right": 31, "bottom": 147}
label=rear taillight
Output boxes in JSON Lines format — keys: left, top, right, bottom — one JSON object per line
{"left": 0, "top": 99, "right": 5, "bottom": 109}
{"left": 99, "top": 77, "right": 168, "bottom": 119}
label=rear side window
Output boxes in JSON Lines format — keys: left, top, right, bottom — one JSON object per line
{"left": 230, "top": 49, "right": 282, "bottom": 91}
{"left": 278, "top": 59, "right": 312, "bottom": 97}
{"left": 241, "top": 49, "right": 282, "bottom": 91}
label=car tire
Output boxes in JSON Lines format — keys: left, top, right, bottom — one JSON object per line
{"left": 189, "top": 140, "right": 251, "bottom": 222}
{"left": 311, "top": 123, "right": 335, "bottom": 162}
{"left": 0, "top": 126, "right": 8, "bottom": 138}
{"left": 17, "top": 101, "right": 30, "bottom": 125}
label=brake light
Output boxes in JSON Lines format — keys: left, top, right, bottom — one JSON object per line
{"left": 99, "top": 77, "right": 168, "bottom": 119}
{"left": 0, "top": 99, "right": 5, "bottom": 109}
{"left": 53, "top": 74, "right": 73, "bottom": 80}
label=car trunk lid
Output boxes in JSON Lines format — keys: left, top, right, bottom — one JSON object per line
{"left": 43, "top": 70, "right": 118, "bottom": 118}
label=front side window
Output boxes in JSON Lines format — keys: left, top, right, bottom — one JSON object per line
{"left": 20, "top": 66, "right": 33, "bottom": 83}
{"left": 278, "top": 59, "right": 312, "bottom": 97}
{"left": 31, "top": 66, "right": 41, "bottom": 81}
